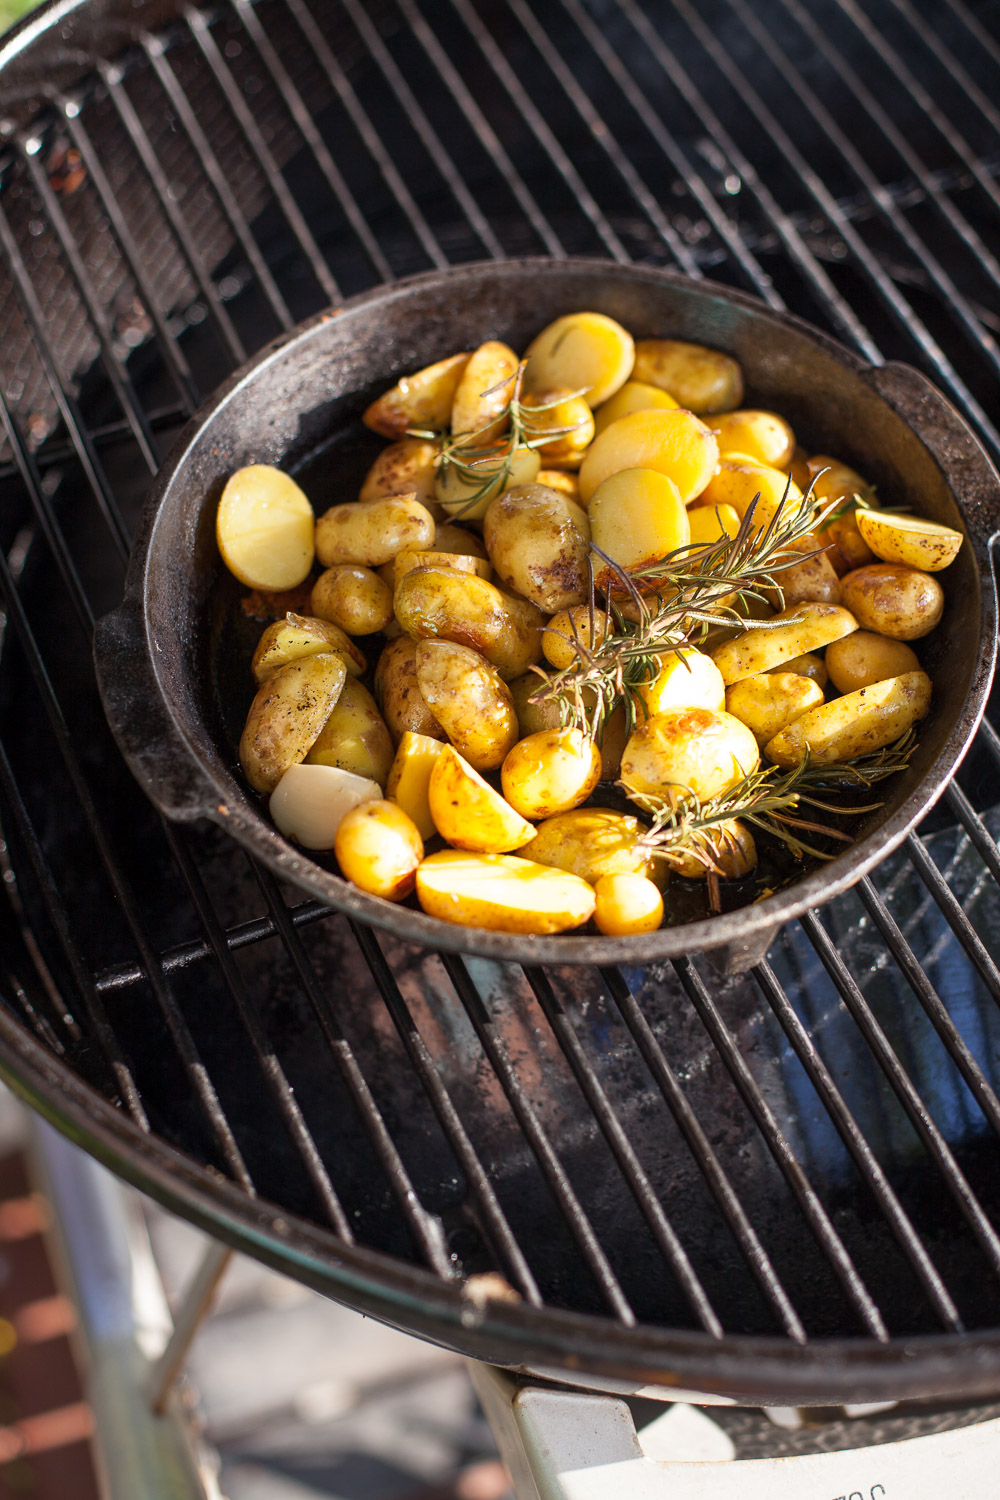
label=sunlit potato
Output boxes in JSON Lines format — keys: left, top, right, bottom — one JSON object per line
{"left": 451, "top": 340, "right": 520, "bottom": 439}
{"left": 770, "top": 651, "right": 827, "bottom": 689}
{"left": 334, "top": 799, "right": 424, "bottom": 901}
{"left": 251, "top": 613, "right": 366, "bottom": 683}
{"left": 501, "top": 728, "right": 601, "bottom": 820}
{"left": 310, "top": 564, "right": 394, "bottom": 635}
{"left": 521, "top": 388, "right": 596, "bottom": 469}
{"left": 435, "top": 444, "right": 541, "bottom": 521}
{"left": 521, "top": 806, "right": 660, "bottom": 885}
{"left": 710, "top": 410, "right": 795, "bottom": 469}
{"left": 315, "top": 494, "right": 435, "bottom": 568}
{"left": 697, "top": 456, "right": 803, "bottom": 530}
{"left": 484, "top": 483, "right": 591, "bottom": 613}
{"left": 536, "top": 469, "right": 582, "bottom": 504}
{"left": 687, "top": 503, "right": 741, "bottom": 546}
{"left": 840, "top": 564, "right": 944, "bottom": 640}
{"left": 631, "top": 338, "right": 744, "bottom": 413}
{"left": 239, "top": 653, "right": 348, "bottom": 795}
{"left": 359, "top": 437, "right": 441, "bottom": 510}
{"left": 415, "top": 850, "right": 596, "bottom": 934}
{"left": 305, "top": 677, "right": 395, "bottom": 786}
{"left": 385, "top": 731, "right": 446, "bottom": 840}
{"left": 395, "top": 566, "right": 544, "bottom": 680}
{"left": 523, "top": 312, "right": 635, "bottom": 408}
{"left": 416, "top": 639, "right": 519, "bottom": 770}
{"left": 433, "top": 522, "right": 490, "bottom": 560}
{"left": 578, "top": 409, "right": 719, "bottom": 506}
{"left": 711, "top": 603, "right": 859, "bottom": 684}
{"left": 374, "top": 637, "right": 446, "bottom": 743}
{"left": 394, "top": 550, "right": 491, "bottom": 587}
{"left": 854, "top": 511, "right": 963, "bottom": 572}
{"left": 588, "top": 467, "right": 690, "bottom": 590}
{"left": 542, "top": 605, "right": 611, "bottom": 671}
{"left": 428, "top": 745, "right": 535, "bottom": 852}
{"left": 593, "top": 873, "right": 664, "bottom": 936}
{"left": 508, "top": 672, "right": 564, "bottom": 736}
{"left": 768, "top": 534, "right": 842, "bottom": 607}
{"left": 216, "top": 464, "right": 315, "bottom": 591}
{"left": 363, "top": 351, "right": 471, "bottom": 439}
{"left": 725, "top": 672, "right": 825, "bottom": 748}
{"left": 635, "top": 647, "right": 726, "bottom": 719}
{"left": 620, "top": 707, "right": 759, "bottom": 804}
{"left": 807, "top": 454, "right": 876, "bottom": 574}
{"left": 825, "top": 631, "right": 921, "bottom": 694}
{"left": 592, "top": 379, "right": 680, "bottom": 437}
{"left": 661, "top": 819, "right": 757, "bottom": 880}
{"left": 269, "top": 763, "right": 382, "bottom": 849}
{"left": 764, "top": 671, "right": 933, "bottom": 765}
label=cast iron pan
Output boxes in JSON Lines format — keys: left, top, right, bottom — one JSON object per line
{"left": 94, "top": 259, "right": 1000, "bottom": 970}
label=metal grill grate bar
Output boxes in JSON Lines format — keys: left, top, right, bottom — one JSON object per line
{"left": 906, "top": 832, "right": 1000, "bottom": 1007}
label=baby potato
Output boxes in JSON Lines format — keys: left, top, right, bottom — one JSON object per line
{"left": 217, "top": 464, "right": 314, "bottom": 591}
{"left": 359, "top": 437, "right": 440, "bottom": 509}
{"left": 840, "top": 564, "right": 944, "bottom": 641}
{"left": 772, "top": 651, "right": 828, "bottom": 689}
{"left": 269, "top": 763, "right": 382, "bottom": 849}
{"left": 788, "top": 445, "right": 812, "bottom": 491}
{"left": 578, "top": 408, "right": 719, "bottom": 506}
{"left": 536, "top": 469, "right": 582, "bottom": 504}
{"left": 521, "top": 387, "right": 595, "bottom": 469}
{"left": 251, "top": 613, "right": 366, "bottom": 682}
{"left": 435, "top": 444, "right": 541, "bottom": 521}
{"left": 807, "top": 453, "right": 874, "bottom": 507}
{"left": 305, "top": 677, "right": 394, "bottom": 786}
{"left": 712, "top": 603, "right": 859, "bottom": 684}
{"left": 363, "top": 351, "right": 470, "bottom": 438}
{"left": 508, "top": 672, "right": 564, "bottom": 736}
{"left": 816, "top": 513, "right": 875, "bottom": 576}
{"left": 239, "top": 653, "right": 347, "bottom": 795}
{"left": 523, "top": 312, "right": 635, "bottom": 408}
{"left": 385, "top": 731, "right": 446, "bottom": 840}
{"left": 710, "top": 410, "right": 795, "bottom": 469}
{"left": 501, "top": 728, "right": 602, "bottom": 820}
{"left": 542, "top": 605, "right": 610, "bottom": 670}
{"left": 770, "top": 534, "right": 843, "bottom": 607}
{"left": 855, "top": 510, "right": 963, "bottom": 572}
{"left": 521, "top": 807, "right": 658, "bottom": 885}
{"left": 632, "top": 338, "right": 744, "bottom": 413}
{"left": 765, "top": 671, "right": 932, "bottom": 765}
{"left": 825, "top": 631, "right": 921, "bottom": 694}
{"left": 636, "top": 648, "right": 725, "bottom": 720}
{"left": 725, "top": 672, "right": 825, "bottom": 747}
{"left": 311, "top": 564, "right": 394, "bottom": 635}
{"left": 432, "top": 522, "right": 490, "bottom": 561}
{"left": 593, "top": 873, "right": 663, "bottom": 936}
{"left": 698, "top": 456, "right": 803, "bottom": 530}
{"left": 621, "top": 707, "right": 759, "bottom": 804}
{"left": 335, "top": 799, "right": 424, "bottom": 901}
{"left": 592, "top": 379, "right": 679, "bottom": 437}
{"left": 451, "top": 340, "right": 520, "bottom": 439}
{"left": 483, "top": 483, "right": 591, "bottom": 613}
{"left": 428, "top": 745, "right": 534, "bottom": 852}
{"left": 415, "top": 639, "right": 519, "bottom": 770}
{"left": 807, "top": 455, "right": 876, "bottom": 573}
{"left": 395, "top": 566, "right": 543, "bottom": 679}
{"left": 687, "top": 503, "right": 741, "bottom": 546}
{"left": 662, "top": 820, "right": 757, "bottom": 881}
{"left": 315, "top": 494, "right": 435, "bottom": 568}
{"left": 375, "top": 637, "right": 446, "bottom": 743}
{"left": 394, "top": 550, "right": 491, "bottom": 587}
{"left": 416, "top": 850, "right": 596, "bottom": 934}
{"left": 588, "top": 468, "right": 690, "bottom": 590}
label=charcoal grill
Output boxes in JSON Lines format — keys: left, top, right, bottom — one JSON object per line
{"left": 1, "top": 0, "right": 1000, "bottom": 1411}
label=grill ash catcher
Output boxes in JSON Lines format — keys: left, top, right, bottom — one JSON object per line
{"left": 3, "top": 0, "right": 1000, "bottom": 1492}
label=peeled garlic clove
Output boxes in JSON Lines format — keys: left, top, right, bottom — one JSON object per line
{"left": 269, "top": 763, "right": 381, "bottom": 850}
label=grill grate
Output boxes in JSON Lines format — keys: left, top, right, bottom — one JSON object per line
{"left": 0, "top": 0, "right": 999, "bottom": 1401}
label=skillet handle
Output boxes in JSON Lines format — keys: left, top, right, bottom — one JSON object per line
{"left": 863, "top": 360, "right": 1000, "bottom": 554}
{"left": 93, "top": 598, "right": 224, "bottom": 825}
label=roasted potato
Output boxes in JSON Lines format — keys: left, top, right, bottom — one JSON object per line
{"left": 824, "top": 631, "right": 921, "bottom": 694}
{"left": 588, "top": 467, "right": 690, "bottom": 590}
{"left": 765, "top": 671, "right": 932, "bottom": 765}
{"left": 593, "top": 873, "right": 664, "bottom": 935}
{"left": 394, "top": 566, "right": 543, "bottom": 679}
{"left": 501, "top": 728, "right": 601, "bottom": 820}
{"left": 305, "top": 677, "right": 394, "bottom": 786}
{"left": 523, "top": 312, "right": 634, "bottom": 407}
{"left": 432, "top": 522, "right": 490, "bottom": 560}
{"left": 427, "top": 745, "right": 534, "bottom": 852}
{"left": 661, "top": 819, "right": 757, "bottom": 880}
{"left": 416, "top": 850, "right": 596, "bottom": 934}
{"left": 854, "top": 510, "right": 963, "bottom": 572}
{"left": 710, "top": 410, "right": 795, "bottom": 469}
{"left": 310, "top": 563, "right": 394, "bottom": 635}
{"left": 483, "top": 483, "right": 591, "bottom": 613}
{"left": 578, "top": 408, "right": 719, "bottom": 506}
{"left": 217, "top": 464, "right": 314, "bottom": 590}
{"left": 620, "top": 707, "right": 759, "bottom": 803}
{"left": 521, "top": 807, "right": 659, "bottom": 885}
{"left": 687, "top": 503, "right": 741, "bottom": 546}
{"left": 434, "top": 444, "right": 541, "bottom": 521}
{"left": 521, "top": 387, "right": 595, "bottom": 468}
{"left": 840, "top": 564, "right": 944, "bottom": 640}
{"left": 541, "top": 605, "right": 611, "bottom": 670}
{"left": 770, "top": 651, "right": 828, "bottom": 689}
{"left": 251, "top": 613, "right": 366, "bottom": 682}
{"left": 393, "top": 550, "right": 491, "bottom": 587}
{"left": 269, "top": 763, "right": 382, "bottom": 849}
{"left": 711, "top": 603, "right": 859, "bottom": 684}
{"left": 374, "top": 637, "right": 446, "bottom": 743}
{"left": 359, "top": 437, "right": 441, "bottom": 510}
{"left": 725, "top": 672, "right": 825, "bottom": 747}
{"left": 415, "top": 639, "right": 519, "bottom": 770}
{"left": 335, "top": 800, "right": 424, "bottom": 900}
{"left": 536, "top": 469, "right": 582, "bottom": 504}
{"left": 315, "top": 494, "right": 435, "bottom": 568}
{"left": 363, "top": 351, "right": 470, "bottom": 438}
{"left": 768, "top": 534, "right": 842, "bottom": 607}
{"left": 698, "top": 456, "right": 803, "bottom": 530}
{"left": 592, "top": 379, "right": 679, "bottom": 436}
{"left": 239, "top": 653, "right": 347, "bottom": 794}
{"left": 385, "top": 731, "right": 446, "bottom": 840}
{"left": 635, "top": 647, "right": 726, "bottom": 719}
{"left": 451, "top": 340, "right": 519, "bottom": 439}
{"left": 508, "top": 672, "right": 564, "bottom": 736}
{"left": 631, "top": 338, "right": 743, "bottom": 413}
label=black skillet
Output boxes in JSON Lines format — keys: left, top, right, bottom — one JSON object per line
{"left": 93, "top": 259, "right": 1000, "bottom": 971}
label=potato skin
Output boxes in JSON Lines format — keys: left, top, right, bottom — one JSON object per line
{"left": 521, "top": 388, "right": 595, "bottom": 469}
{"left": 394, "top": 566, "right": 543, "bottom": 679}
{"left": 310, "top": 564, "right": 394, "bottom": 635}
{"left": 427, "top": 745, "right": 534, "bottom": 852}
{"left": 239, "top": 653, "right": 347, "bottom": 794}
{"left": 663, "top": 819, "right": 757, "bottom": 880}
{"left": 508, "top": 672, "right": 564, "bottom": 736}
{"left": 840, "top": 564, "right": 945, "bottom": 640}
{"left": 725, "top": 672, "right": 825, "bottom": 747}
{"left": 415, "top": 639, "right": 519, "bottom": 771}
{"left": 501, "top": 728, "right": 601, "bottom": 820}
{"left": 711, "top": 603, "right": 858, "bottom": 684}
{"left": 363, "top": 352, "right": 470, "bottom": 438}
{"left": 451, "top": 340, "right": 519, "bottom": 438}
{"left": 375, "top": 637, "right": 446, "bottom": 743}
{"left": 334, "top": 800, "right": 424, "bottom": 901}
{"left": 305, "top": 676, "right": 395, "bottom": 786}
{"left": 621, "top": 707, "right": 759, "bottom": 803}
{"left": 359, "top": 438, "right": 441, "bottom": 509}
{"left": 593, "top": 874, "right": 663, "bottom": 936}
{"left": 770, "top": 534, "right": 843, "bottom": 607}
{"left": 315, "top": 495, "right": 435, "bottom": 568}
{"left": 483, "top": 483, "right": 591, "bottom": 613}
{"left": 521, "top": 807, "right": 658, "bottom": 885}
{"left": 632, "top": 339, "right": 743, "bottom": 413}
{"left": 765, "top": 671, "right": 932, "bottom": 765}
{"left": 824, "top": 631, "right": 920, "bottom": 694}
{"left": 415, "top": 850, "right": 596, "bottom": 934}
{"left": 251, "top": 613, "right": 366, "bottom": 682}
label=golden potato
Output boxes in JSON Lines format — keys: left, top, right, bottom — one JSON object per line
{"left": 334, "top": 800, "right": 424, "bottom": 901}
{"left": 483, "top": 483, "right": 591, "bottom": 612}
{"left": 394, "top": 550, "right": 491, "bottom": 587}
{"left": 710, "top": 410, "right": 795, "bottom": 469}
{"left": 523, "top": 312, "right": 634, "bottom": 408}
{"left": 588, "top": 467, "right": 690, "bottom": 589}
{"left": 536, "top": 469, "right": 581, "bottom": 504}
{"left": 385, "top": 731, "right": 446, "bottom": 840}
{"left": 310, "top": 564, "right": 394, "bottom": 635}
{"left": 432, "top": 522, "right": 490, "bottom": 560}
{"left": 251, "top": 613, "right": 366, "bottom": 682}
{"left": 359, "top": 437, "right": 440, "bottom": 509}
{"left": 698, "top": 456, "right": 803, "bottom": 530}
{"left": 578, "top": 408, "right": 719, "bottom": 506}
{"left": 305, "top": 677, "right": 394, "bottom": 785}
{"left": 521, "top": 387, "right": 595, "bottom": 468}
{"left": 807, "top": 455, "right": 876, "bottom": 574}
{"left": 636, "top": 647, "right": 726, "bottom": 719}
{"left": 501, "top": 728, "right": 601, "bottom": 820}
{"left": 239, "top": 653, "right": 347, "bottom": 794}
{"left": 542, "top": 606, "right": 611, "bottom": 670}
{"left": 415, "top": 639, "right": 519, "bottom": 770}
{"left": 593, "top": 873, "right": 663, "bottom": 935}
{"left": 817, "top": 513, "right": 875, "bottom": 576}
{"left": 508, "top": 672, "right": 564, "bottom": 736}
{"left": 217, "top": 464, "right": 314, "bottom": 590}
{"left": 269, "top": 764, "right": 382, "bottom": 849}
{"left": 394, "top": 566, "right": 543, "bottom": 679}
{"left": 711, "top": 603, "right": 858, "bottom": 684}
{"left": 315, "top": 494, "right": 435, "bottom": 568}
{"left": 770, "top": 534, "right": 842, "bottom": 607}
{"left": 854, "top": 511, "right": 963, "bottom": 572}
{"left": 725, "top": 672, "right": 825, "bottom": 747}
{"left": 824, "top": 631, "right": 921, "bottom": 694}
{"left": 840, "top": 564, "right": 944, "bottom": 641}
{"left": 807, "top": 453, "right": 874, "bottom": 506}
{"left": 592, "top": 379, "right": 679, "bottom": 437}
{"left": 428, "top": 745, "right": 534, "bottom": 852}
{"left": 687, "top": 503, "right": 741, "bottom": 546}
{"left": 632, "top": 338, "right": 743, "bottom": 413}
{"left": 521, "top": 807, "right": 658, "bottom": 885}
{"left": 415, "top": 850, "right": 596, "bottom": 934}
{"left": 662, "top": 819, "right": 757, "bottom": 880}
{"left": 788, "top": 445, "right": 812, "bottom": 491}
{"left": 771, "top": 651, "right": 827, "bottom": 689}
{"left": 451, "top": 340, "right": 520, "bottom": 439}
{"left": 765, "top": 671, "right": 932, "bottom": 765}
{"left": 620, "top": 707, "right": 759, "bottom": 803}
{"left": 435, "top": 444, "right": 541, "bottom": 521}
{"left": 363, "top": 351, "right": 470, "bottom": 438}
{"left": 374, "top": 637, "right": 446, "bottom": 743}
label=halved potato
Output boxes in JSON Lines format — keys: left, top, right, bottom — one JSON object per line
{"left": 711, "top": 603, "right": 858, "bottom": 685}
{"left": 687, "top": 503, "right": 741, "bottom": 546}
{"left": 854, "top": 510, "right": 963, "bottom": 572}
{"left": 427, "top": 746, "right": 535, "bottom": 852}
{"left": 588, "top": 467, "right": 690, "bottom": 589}
{"left": 305, "top": 677, "right": 394, "bottom": 786}
{"left": 592, "top": 379, "right": 679, "bottom": 437}
{"left": 521, "top": 387, "right": 595, "bottom": 469}
{"left": 501, "top": 728, "right": 601, "bottom": 820}
{"left": 385, "top": 731, "right": 447, "bottom": 840}
{"left": 217, "top": 464, "right": 314, "bottom": 590}
{"left": 239, "top": 653, "right": 347, "bottom": 794}
{"left": 765, "top": 671, "right": 932, "bottom": 765}
{"left": 523, "top": 312, "right": 634, "bottom": 408}
{"left": 415, "top": 639, "right": 519, "bottom": 770}
{"left": 363, "top": 352, "right": 471, "bottom": 438}
{"left": 394, "top": 550, "right": 491, "bottom": 587}
{"left": 578, "top": 408, "right": 719, "bottom": 506}
{"left": 251, "top": 613, "right": 366, "bottom": 682}
{"left": 635, "top": 647, "right": 726, "bottom": 719}
{"left": 269, "top": 763, "right": 381, "bottom": 848}
{"left": 416, "top": 850, "right": 596, "bottom": 934}
{"left": 631, "top": 339, "right": 743, "bottom": 413}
